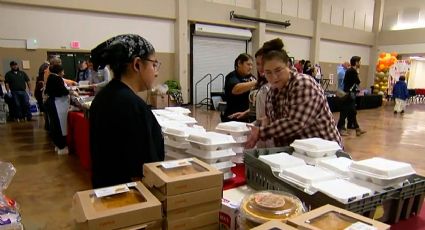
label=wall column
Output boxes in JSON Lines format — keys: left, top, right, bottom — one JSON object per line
{"left": 368, "top": 0, "right": 385, "bottom": 87}
{"left": 175, "top": 0, "right": 189, "bottom": 103}
{"left": 310, "top": 0, "right": 323, "bottom": 64}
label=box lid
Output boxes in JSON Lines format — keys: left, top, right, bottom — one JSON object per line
{"left": 311, "top": 179, "right": 373, "bottom": 204}
{"left": 142, "top": 158, "right": 223, "bottom": 196}
{"left": 163, "top": 126, "right": 205, "bottom": 138}
{"left": 187, "top": 132, "right": 236, "bottom": 145}
{"left": 290, "top": 138, "right": 341, "bottom": 157}
{"left": 72, "top": 182, "right": 162, "bottom": 230}
{"left": 164, "top": 106, "right": 191, "bottom": 115}
{"left": 279, "top": 165, "right": 336, "bottom": 192}
{"left": 349, "top": 157, "right": 416, "bottom": 179}
{"left": 317, "top": 157, "right": 353, "bottom": 178}
{"left": 287, "top": 204, "right": 390, "bottom": 230}
{"left": 259, "top": 152, "right": 306, "bottom": 172}
{"left": 215, "top": 121, "right": 250, "bottom": 134}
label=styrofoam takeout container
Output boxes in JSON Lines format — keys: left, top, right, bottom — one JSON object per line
{"left": 259, "top": 152, "right": 306, "bottom": 171}
{"left": 164, "top": 137, "right": 190, "bottom": 150}
{"left": 185, "top": 147, "right": 236, "bottom": 164}
{"left": 187, "top": 132, "right": 236, "bottom": 151}
{"left": 165, "top": 150, "right": 191, "bottom": 160}
{"left": 312, "top": 179, "right": 373, "bottom": 203}
{"left": 164, "top": 106, "right": 191, "bottom": 115}
{"left": 317, "top": 157, "right": 353, "bottom": 178}
{"left": 163, "top": 126, "right": 206, "bottom": 142}
{"left": 279, "top": 165, "right": 336, "bottom": 190}
{"left": 215, "top": 121, "right": 250, "bottom": 136}
{"left": 290, "top": 138, "right": 341, "bottom": 158}
{"left": 349, "top": 157, "right": 416, "bottom": 186}
{"left": 210, "top": 161, "right": 235, "bottom": 173}
{"left": 292, "top": 152, "right": 337, "bottom": 166}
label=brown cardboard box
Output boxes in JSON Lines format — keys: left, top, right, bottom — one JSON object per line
{"left": 150, "top": 186, "right": 222, "bottom": 211}
{"left": 150, "top": 94, "right": 169, "bottom": 109}
{"left": 287, "top": 205, "right": 390, "bottom": 230}
{"left": 73, "top": 182, "right": 162, "bottom": 230}
{"left": 118, "top": 220, "right": 162, "bottom": 230}
{"left": 164, "top": 210, "right": 220, "bottom": 230}
{"left": 251, "top": 220, "right": 298, "bottom": 230}
{"left": 143, "top": 158, "right": 223, "bottom": 196}
{"left": 166, "top": 200, "right": 221, "bottom": 221}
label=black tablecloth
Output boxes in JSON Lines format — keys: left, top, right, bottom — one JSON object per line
{"left": 327, "top": 95, "right": 383, "bottom": 112}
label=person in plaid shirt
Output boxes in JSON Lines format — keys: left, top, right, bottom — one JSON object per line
{"left": 246, "top": 38, "right": 342, "bottom": 148}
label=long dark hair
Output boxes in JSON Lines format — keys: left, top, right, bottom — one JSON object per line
{"left": 254, "top": 47, "right": 267, "bottom": 89}
{"left": 37, "top": 63, "right": 49, "bottom": 82}
{"left": 262, "top": 38, "right": 289, "bottom": 65}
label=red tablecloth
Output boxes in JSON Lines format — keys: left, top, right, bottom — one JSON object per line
{"left": 223, "top": 163, "right": 246, "bottom": 190}
{"left": 67, "top": 111, "right": 91, "bottom": 170}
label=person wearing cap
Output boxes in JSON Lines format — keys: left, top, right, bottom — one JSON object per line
{"left": 89, "top": 34, "right": 164, "bottom": 188}
{"left": 4, "top": 61, "right": 32, "bottom": 121}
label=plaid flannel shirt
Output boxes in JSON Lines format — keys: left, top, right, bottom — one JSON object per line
{"left": 260, "top": 72, "right": 342, "bottom": 147}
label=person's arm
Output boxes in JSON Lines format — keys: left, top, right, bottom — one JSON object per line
{"left": 259, "top": 80, "right": 321, "bottom": 141}
{"left": 232, "top": 80, "right": 256, "bottom": 95}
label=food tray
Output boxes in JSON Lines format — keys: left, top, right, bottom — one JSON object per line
{"left": 292, "top": 152, "right": 337, "bottom": 166}
{"left": 279, "top": 165, "right": 337, "bottom": 192}
{"left": 185, "top": 148, "right": 236, "bottom": 164}
{"left": 290, "top": 138, "right": 341, "bottom": 158}
{"left": 244, "top": 147, "right": 393, "bottom": 217}
{"left": 317, "top": 157, "right": 353, "bottom": 178}
{"left": 215, "top": 121, "right": 250, "bottom": 136}
{"left": 187, "top": 132, "right": 236, "bottom": 151}
{"left": 210, "top": 161, "right": 235, "bottom": 173}
{"left": 164, "top": 106, "right": 191, "bottom": 115}
{"left": 259, "top": 152, "right": 306, "bottom": 172}
{"left": 312, "top": 179, "right": 373, "bottom": 204}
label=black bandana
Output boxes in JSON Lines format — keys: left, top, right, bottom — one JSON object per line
{"left": 91, "top": 34, "right": 155, "bottom": 69}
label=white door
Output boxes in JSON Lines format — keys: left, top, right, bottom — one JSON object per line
{"left": 192, "top": 36, "right": 247, "bottom": 105}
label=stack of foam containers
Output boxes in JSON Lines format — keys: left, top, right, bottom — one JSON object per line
{"left": 164, "top": 106, "right": 191, "bottom": 116}
{"left": 215, "top": 121, "right": 251, "bottom": 164}
{"left": 349, "top": 157, "right": 416, "bottom": 188}
{"left": 163, "top": 125, "right": 206, "bottom": 161}
{"left": 152, "top": 109, "right": 198, "bottom": 127}
{"left": 186, "top": 132, "right": 237, "bottom": 181}
{"left": 290, "top": 138, "right": 342, "bottom": 166}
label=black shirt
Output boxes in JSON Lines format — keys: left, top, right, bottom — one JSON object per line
{"left": 343, "top": 67, "right": 361, "bottom": 92}
{"left": 224, "top": 70, "right": 253, "bottom": 117}
{"left": 89, "top": 79, "right": 164, "bottom": 188}
{"left": 5, "top": 70, "right": 29, "bottom": 91}
{"left": 45, "top": 74, "right": 69, "bottom": 98}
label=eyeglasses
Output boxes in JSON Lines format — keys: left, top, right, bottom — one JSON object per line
{"left": 144, "top": 58, "right": 161, "bottom": 72}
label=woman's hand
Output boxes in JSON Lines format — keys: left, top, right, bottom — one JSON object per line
{"left": 228, "top": 111, "right": 248, "bottom": 120}
{"left": 245, "top": 126, "right": 260, "bottom": 149}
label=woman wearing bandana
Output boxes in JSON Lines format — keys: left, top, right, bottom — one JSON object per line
{"left": 89, "top": 34, "right": 164, "bottom": 188}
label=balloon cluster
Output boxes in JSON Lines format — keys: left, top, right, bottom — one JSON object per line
{"left": 373, "top": 52, "right": 398, "bottom": 94}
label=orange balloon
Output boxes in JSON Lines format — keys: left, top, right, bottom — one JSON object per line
{"left": 385, "top": 59, "right": 392, "bottom": 66}
{"left": 379, "top": 64, "right": 385, "bottom": 70}
{"left": 391, "top": 56, "right": 397, "bottom": 62}
{"left": 385, "top": 53, "right": 391, "bottom": 59}
{"left": 379, "top": 52, "right": 386, "bottom": 58}
{"left": 391, "top": 52, "right": 398, "bottom": 57}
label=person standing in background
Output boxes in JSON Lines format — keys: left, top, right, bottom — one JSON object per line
{"left": 294, "top": 59, "right": 305, "bottom": 73}
{"left": 76, "top": 60, "right": 89, "bottom": 82}
{"left": 337, "top": 62, "right": 350, "bottom": 91}
{"left": 392, "top": 76, "right": 409, "bottom": 114}
{"left": 4, "top": 61, "right": 32, "bottom": 121}
{"left": 303, "top": 60, "right": 314, "bottom": 77}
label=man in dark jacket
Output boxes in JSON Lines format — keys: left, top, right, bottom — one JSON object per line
{"left": 392, "top": 76, "right": 409, "bottom": 114}
{"left": 4, "top": 61, "right": 32, "bottom": 121}
{"left": 337, "top": 56, "right": 366, "bottom": 136}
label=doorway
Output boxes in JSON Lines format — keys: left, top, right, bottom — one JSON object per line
{"left": 47, "top": 52, "right": 90, "bottom": 81}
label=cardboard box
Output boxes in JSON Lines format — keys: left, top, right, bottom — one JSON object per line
{"left": 166, "top": 199, "right": 221, "bottom": 221}
{"left": 150, "top": 94, "right": 168, "bottom": 109}
{"left": 73, "top": 182, "right": 162, "bottom": 230}
{"left": 150, "top": 185, "right": 222, "bottom": 211}
{"left": 143, "top": 158, "right": 223, "bottom": 196}
{"left": 118, "top": 220, "right": 162, "bottom": 230}
{"left": 164, "top": 210, "right": 219, "bottom": 230}
{"left": 251, "top": 220, "right": 298, "bottom": 230}
{"left": 287, "top": 204, "right": 390, "bottom": 230}
{"left": 220, "top": 185, "right": 256, "bottom": 230}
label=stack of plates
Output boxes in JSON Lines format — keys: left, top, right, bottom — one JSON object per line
{"left": 290, "top": 138, "right": 341, "bottom": 166}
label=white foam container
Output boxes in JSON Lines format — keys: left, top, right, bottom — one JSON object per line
{"left": 163, "top": 126, "right": 206, "bottom": 142}
{"left": 187, "top": 132, "right": 236, "bottom": 151}
{"left": 292, "top": 152, "right": 337, "bottom": 166}
{"left": 317, "top": 157, "right": 353, "bottom": 178}
{"left": 215, "top": 121, "right": 251, "bottom": 136}
{"left": 164, "top": 106, "right": 191, "bottom": 115}
{"left": 152, "top": 109, "right": 174, "bottom": 116}
{"left": 259, "top": 152, "right": 306, "bottom": 171}
{"left": 311, "top": 179, "right": 373, "bottom": 203}
{"left": 185, "top": 147, "right": 236, "bottom": 164}
{"left": 232, "top": 146, "right": 245, "bottom": 154}
{"left": 160, "top": 113, "right": 197, "bottom": 125}
{"left": 164, "top": 138, "right": 190, "bottom": 150}
{"left": 224, "top": 172, "right": 236, "bottom": 181}
{"left": 290, "top": 138, "right": 341, "bottom": 158}
{"left": 279, "top": 165, "right": 337, "bottom": 190}
{"left": 210, "top": 161, "right": 235, "bottom": 173}
{"left": 349, "top": 157, "right": 416, "bottom": 186}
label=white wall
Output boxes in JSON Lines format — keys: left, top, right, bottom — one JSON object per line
{"left": 378, "top": 43, "right": 425, "bottom": 54}
{"left": 265, "top": 32, "right": 311, "bottom": 60}
{"left": 321, "top": 0, "right": 374, "bottom": 32}
{"left": 0, "top": 3, "right": 175, "bottom": 52}
{"left": 319, "top": 39, "right": 371, "bottom": 64}
{"left": 205, "top": 0, "right": 254, "bottom": 9}
{"left": 266, "top": 0, "right": 312, "bottom": 20}
{"left": 382, "top": 0, "right": 425, "bottom": 30}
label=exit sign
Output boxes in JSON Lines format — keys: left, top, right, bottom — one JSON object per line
{"left": 70, "top": 41, "right": 80, "bottom": 49}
